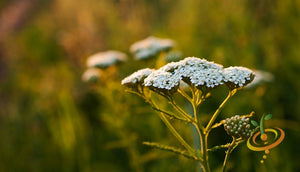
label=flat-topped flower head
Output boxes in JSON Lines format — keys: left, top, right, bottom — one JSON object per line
{"left": 144, "top": 70, "right": 181, "bottom": 94}
{"left": 121, "top": 68, "right": 154, "bottom": 88}
{"left": 174, "top": 58, "right": 223, "bottom": 82}
{"left": 123, "top": 57, "right": 255, "bottom": 96}
{"left": 160, "top": 57, "right": 222, "bottom": 73}
{"left": 130, "top": 36, "right": 175, "bottom": 60}
{"left": 159, "top": 61, "right": 183, "bottom": 73}
{"left": 86, "top": 50, "right": 127, "bottom": 68}
{"left": 223, "top": 66, "right": 255, "bottom": 89}
{"left": 189, "top": 69, "right": 224, "bottom": 88}
{"left": 140, "top": 57, "right": 226, "bottom": 94}
{"left": 160, "top": 57, "right": 224, "bottom": 89}
{"left": 180, "top": 57, "right": 223, "bottom": 70}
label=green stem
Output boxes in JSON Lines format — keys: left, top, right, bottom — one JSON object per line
{"left": 178, "top": 88, "right": 193, "bottom": 102}
{"left": 155, "top": 51, "right": 167, "bottom": 68}
{"left": 205, "top": 90, "right": 235, "bottom": 132}
{"left": 200, "top": 130, "right": 210, "bottom": 172}
{"left": 208, "top": 143, "right": 230, "bottom": 152}
{"left": 190, "top": 87, "right": 210, "bottom": 172}
{"left": 131, "top": 91, "right": 196, "bottom": 158}
{"left": 151, "top": 101, "right": 197, "bottom": 159}
{"left": 260, "top": 114, "right": 265, "bottom": 134}
{"left": 151, "top": 106, "right": 189, "bottom": 122}
{"left": 222, "top": 138, "right": 238, "bottom": 172}
{"left": 195, "top": 89, "right": 203, "bottom": 106}
{"left": 169, "top": 100, "right": 195, "bottom": 122}
{"left": 191, "top": 89, "right": 199, "bottom": 122}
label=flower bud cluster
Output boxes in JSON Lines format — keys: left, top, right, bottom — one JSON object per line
{"left": 223, "top": 115, "right": 252, "bottom": 140}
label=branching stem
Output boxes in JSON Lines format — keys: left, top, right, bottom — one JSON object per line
{"left": 169, "top": 99, "right": 195, "bottom": 123}
{"left": 205, "top": 90, "right": 236, "bottom": 133}
{"left": 222, "top": 138, "right": 240, "bottom": 172}
{"left": 178, "top": 88, "right": 192, "bottom": 102}
{"left": 127, "top": 86, "right": 244, "bottom": 172}
{"left": 150, "top": 100, "right": 197, "bottom": 159}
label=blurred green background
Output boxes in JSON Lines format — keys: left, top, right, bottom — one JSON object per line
{"left": 0, "top": 0, "right": 299, "bottom": 171}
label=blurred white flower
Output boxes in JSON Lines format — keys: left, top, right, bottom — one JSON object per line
{"left": 82, "top": 68, "right": 101, "bottom": 82}
{"left": 245, "top": 70, "right": 274, "bottom": 88}
{"left": 86, "top": 50, "right": 127, "bottom": 68}
{"left": 130, "top": 36, "right": 175, "bottom": 60}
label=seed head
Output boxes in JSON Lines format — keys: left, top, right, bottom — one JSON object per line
{"left": 223, "top": 115, "right": 253, "bottom": 140}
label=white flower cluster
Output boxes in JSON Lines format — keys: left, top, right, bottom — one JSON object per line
{"left": 82, "top": 68, "right": 101, "bottom": 82}
{"left": 122, "top": 57, "right": 255, "bottom": 92}
{"left": 223, "top": 67, "right": 254, "bottom": 87}
{"left": 189, "top": 69, "right": 224, "bottom": 87}
{"left": 146, "top": 57, "right": 224, "bottom": 89}
{"left": 144, "top": 70, "right": 181, "bottom": 90}
{"left": 130, "top": 36, "right": 175, "bottom": 60}
{"left": 121, "top": 68, "right": 154, "bottom": 87}
{"left": 87, "top": 50, "right": 127, "bottom": 68}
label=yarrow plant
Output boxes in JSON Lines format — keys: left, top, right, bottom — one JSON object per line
{"left": 122, "top": 57, "right": 256, "bottom": 172}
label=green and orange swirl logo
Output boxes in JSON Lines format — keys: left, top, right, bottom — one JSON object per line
{"left": 247, "top": 114, "right": 285, "bottom": 163}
